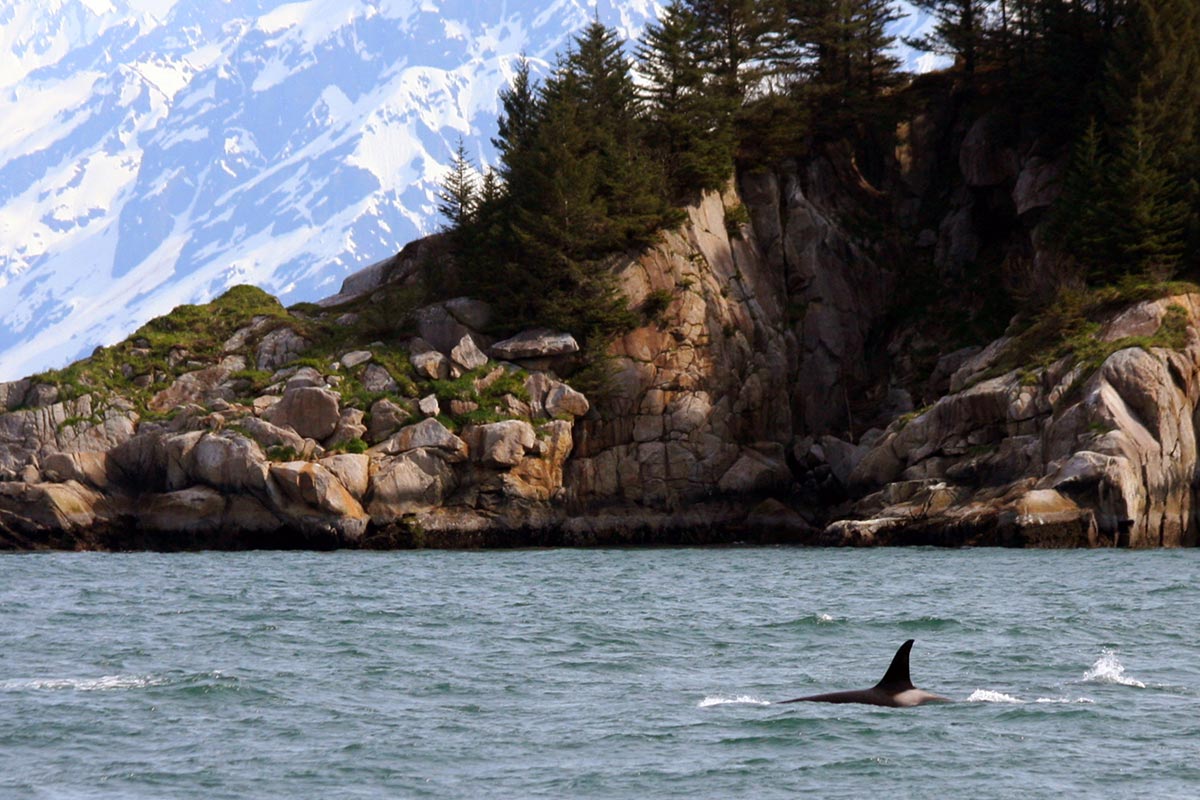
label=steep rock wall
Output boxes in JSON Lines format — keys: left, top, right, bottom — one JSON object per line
{"left": 567, "top": 156, "right": 893, "bottom": 511}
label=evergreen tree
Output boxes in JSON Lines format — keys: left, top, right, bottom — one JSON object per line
{"left": 1102, "top": 0, "right": 1199, "bottom": 197}
{"left": 478, "top": 167, "right": 502, "bottom": 208}
{"left": 436, "top": 137, "right": 478, "bottom": 230}
{"left": 493, "top": 56, "right": 538, "bottom": 184}
{"left": 473, "top": 21, "right": 674, "bottom": 342}
{"left": 1052, "top": 0, "right": 1200, "bottom": 278}
{"left": 567, "top": 19, "right": 672, "bottom": 251}
{"left": 766, "top": 0, "right": 903, "bottom": 139}
{"left": 811, "top": 1, "right": 904, "bottom": 109}
{"left": 1051, "top": 119, "right": 1114, "bottom": 277}
{"left": 637, "top": 1, "right": 736, "bottom": 196}
{"left": 1105, "top": 105, "right": 1191, "bottom": 278}
{"left": 904, "top": 0, "right": 991, "bottom": 77}
{"left": 682, "top": 0, "right": 776, "bottom": 103}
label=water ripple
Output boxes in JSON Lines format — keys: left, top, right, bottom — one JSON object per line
{"left": 1, "top": 549, "right": 1198, "bottom": 800}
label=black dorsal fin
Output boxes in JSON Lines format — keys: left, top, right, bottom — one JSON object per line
{"left": 874, "top": 639, "right": 916, "bottom": 691}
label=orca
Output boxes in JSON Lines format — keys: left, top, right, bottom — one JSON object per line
{"left": 777, "top": 639, "right": 951, "bottom": 707}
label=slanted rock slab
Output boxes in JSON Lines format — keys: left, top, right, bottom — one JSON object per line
{"left": 341, "top": 350, "right": 373, "bottom": 368}
{"left": 490, "top": 329, "right": 579, "bottom": 360}
{"left": 371, "top": 418, "right": 467, "bottom": 461}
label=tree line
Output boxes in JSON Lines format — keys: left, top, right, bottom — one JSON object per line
{"left": 438, "top": 0, "right": 1199, "bottom": 347}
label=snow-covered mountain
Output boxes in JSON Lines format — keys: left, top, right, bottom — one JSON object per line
{"left": 0, "top": 0, "right": 934, "bottom": 381}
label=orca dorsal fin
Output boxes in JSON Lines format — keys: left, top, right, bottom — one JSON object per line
{"left": 874, "top": 639, "right": 916, "bottom": 691}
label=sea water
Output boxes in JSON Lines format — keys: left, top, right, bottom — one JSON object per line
{"left": 1, "top": 548, "right": 1197, "bottom": 799}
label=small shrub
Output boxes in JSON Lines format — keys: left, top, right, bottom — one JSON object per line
{"left": 724, "top": 202, "right": 750, "bottom": 239}
{"left": 640, "top": 289, "right": 673, "bottom": 323}
{"left": 266, "top": 445, "right": 300, "bottom": 462}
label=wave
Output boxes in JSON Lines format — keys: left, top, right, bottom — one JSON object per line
{"left": 0, "top": 669, "right": 235, "bottom": 693}
{"left": 966, "top": 689, "right": 1094, "bottom": 705}
{"left": 966, "top": 689, "right": 1024, "bottom": 704}
{"left": 698, "top": 694, "right": 772, "bottom": 708}
{"left": 0, "top": 674, "right": 169, "bottom": 692}
{"left": 757, "top": 613, "right": 841, "bottom": 630}
{"left": 1082, "top": 650, "right": 1146, "bottom": 688}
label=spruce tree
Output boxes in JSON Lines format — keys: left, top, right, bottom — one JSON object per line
{"left": 493, "top": 56, "right": 538, "bottom": 185}
{"left": 1106, "top": 104, "right": 1190, "bottom": 278}
{"left": 479, "top": 21, "right": 674, "bottom": 342}
{"left": 1104, "top": 0, "right": 1199, "bottom": 265}
{"left": 1051, "top": 119, "right": 1115, "bottom": 279}
{"left": 904, "top": 0, "right": 991, "bottom": 77}
{"left": 682, "top": 0, "right": 776, "bottom": 103}
{"left": 637, "top": 1, "right": 736, "bottom": 196}
{"left": 567, "top": 19, "right": 672, "bottom": 251}
{"left": 436, "top": 137, "right": 478, "bottom": 230}
{"left": 768, "top": 0, "right": 904, "bottom": 138}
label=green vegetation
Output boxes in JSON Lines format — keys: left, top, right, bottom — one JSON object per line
{"left": 22, "top": 279, "right": 434, "bottom": 419}
{"left": 991, "top": 279, "right": 1199, "bottom": 380}
{"left": 32, "top": 2, "right": 1196, "bottom": 430}
{"left": 723, "top": 202, "right": 750, "bottom": 239}
{"left": 27, "top": 285, "right": 289, "bottom": 409}
{"left": 431, "top": 0, "right": 1196, "bottom": 385}
{"left": 640, "top": 289, "right": 675, "bottom": 323}
{"left": 1048, "top": 0, "right": 1200, "bottom": 284}
{"left": 266, "top": 445, "right": 300, "bottom": 462}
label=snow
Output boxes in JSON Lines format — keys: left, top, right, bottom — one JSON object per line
{"left": 0, "top": 0, "right": 939, "bottom": 382}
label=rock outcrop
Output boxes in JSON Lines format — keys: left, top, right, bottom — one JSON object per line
{"left": 3, "top": 85, "right": 1198, "bottom": 550}
{"left": 0, "top": 289, "right": 591, "bottom": 550}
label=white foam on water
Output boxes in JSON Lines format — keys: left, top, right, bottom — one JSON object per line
{"left": 698, "top": 694, "right": 772, "bottom": 708}
{"left": 0, "top": 674, "right": 168, "bottom": 692}
{"left": 1082, "top": 650, "right": 1146, "bottom": 688}
{"left": 1034, "top": 696, "right": 1095, "bottom": 704}
{"left": 968, "top": 689, "right": 1096, "bottom": 704}
{"left": 816, "top": 613, "right": 836, "bottom": 623}
{"left": 967, "top": 689, "right": 1025, "bottom": 704}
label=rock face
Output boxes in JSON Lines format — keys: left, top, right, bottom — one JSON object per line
{"left": 0, "top": 310, "right": 590, "bottom": 548}
{"left": 568, "top": 174, "right": 867, "bottom": 511}
{"left": 3, "top": 91, "right": 1198, "bottom": 550}
{"left": 834, "top": 296, "right": 1200, "bottom": 548}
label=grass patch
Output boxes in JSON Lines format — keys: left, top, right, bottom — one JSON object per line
{"left": 990, "top": 278, "right": 1198, "bottom": 380}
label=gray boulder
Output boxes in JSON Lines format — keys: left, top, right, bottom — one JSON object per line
{"left": 468, "top": 420, "right": 538, "bottom": 467}
{"left": 256, "top": 327, "right": 311, "bottom": 371}
{"left": 367, "top": 399, "right": 410, "bottom": 444}
{"left": 263, "top": 386, "right": 342, "bottom": 441}
{"left": 450, "top": 335, "right": 488, "bottom": 372}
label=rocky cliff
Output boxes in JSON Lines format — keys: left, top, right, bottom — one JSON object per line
{"left": 2, "top": 83, "right": 1198, "bottom": 550}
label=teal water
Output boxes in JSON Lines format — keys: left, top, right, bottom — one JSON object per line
{"left": 1, "top": 548, "right": 1197, "bottom": 799}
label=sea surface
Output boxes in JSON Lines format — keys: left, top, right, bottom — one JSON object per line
{"left": 1, "top": 548, "right": 1197, "bottom": 799}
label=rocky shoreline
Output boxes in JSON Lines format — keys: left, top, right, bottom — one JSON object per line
{"left": 4, "top": 91, "right": 1200, "bottom": 550}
